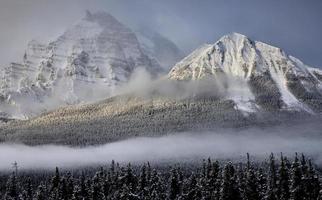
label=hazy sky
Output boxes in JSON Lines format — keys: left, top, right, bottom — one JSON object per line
{"left": 1, "top": 0, "right": 322, "bottom": 68}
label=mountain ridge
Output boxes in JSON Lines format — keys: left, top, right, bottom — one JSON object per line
{"left": 1, "top": 32, "right": 322, "bottom": 145}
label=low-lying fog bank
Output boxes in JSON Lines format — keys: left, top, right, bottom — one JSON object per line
{"left": 0, "top": 128, "right": 322, "bottom": 171}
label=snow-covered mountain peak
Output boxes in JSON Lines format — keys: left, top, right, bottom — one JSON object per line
{"left": 169, "top": 33, "right": 322, "bottom": 113}
{"left": 218, "top": 32, "right": 249, "bottom": 44}
{"left": 170, "top": 32, "right": 316, "bottom": 80}
{"left": 0, "top": 11, "right": 183, "bottom": 119}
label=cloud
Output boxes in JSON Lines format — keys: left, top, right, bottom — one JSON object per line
{"left": 1, "top": 127, "right": 322, "bottom": 170}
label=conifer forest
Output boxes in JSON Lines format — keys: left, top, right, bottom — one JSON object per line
{"left": 0, "top": 153, "right": 321, "bottom": 200}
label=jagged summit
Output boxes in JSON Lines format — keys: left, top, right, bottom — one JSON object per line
{"left": 219, "top": 32, "right": 249, "bottom": 42}
{"left": 0, "top": 11, "right": 182, "bottom": 119}
{"left": 169, "top": 33, "right": 322, "bottom": 113}
{"left": 74, "top": 10, "right": 132, "bottom": 36}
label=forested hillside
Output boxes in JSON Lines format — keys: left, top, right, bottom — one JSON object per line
{"left": 1, "top": 94, "right": 313, "bottom": 146}
{"left": 0, "top": 96, "right": 247, "bottom": 146}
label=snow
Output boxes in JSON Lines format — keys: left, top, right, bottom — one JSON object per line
{"left": 226, "top": 79, "right": 257, "bottom": 114}
{"left": 0, "top": 11, "right": 163, "bottom": 119}
{"left": 266, "top": 59, "right": 312, "bottom": 113}
{"left": 169, "top": 32, "right": 321, "bottom": 113}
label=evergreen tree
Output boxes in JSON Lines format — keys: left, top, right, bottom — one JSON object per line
{"left": 277, "top": 154, "right": 290, "bottom": 200}
{"left": 71, "top": 185, "right": 83, "bottom": 200}
{"left": 169, "top": 168, "right": 180, "bottom": 200}
{"left": 290, "top": 153, "right": 304, "bottom": 200}
{"left": 219, "top": 162, "right": 241, "bottom": 200}
{"left": 318, "top": 189, "right": 322, "bottom": 200}
{"left": 300, "top": 154, "right": 310, "bottom": 200}
{"left": 147, "top": 162, "right": 152, "bottom": 184}
{"left": 300, "top": 154, "right": 308, "bottom": 176}
{"left": 34, "top": 183, "right": 47, "bottom": 200}
{"left": 246, "top": 153, "right": 251, "bottom": 170}
{"left": 237, "top": 163, "right": 246, "bottom": 199}
{"left": 79, "top": 173, "right": 89, "bottom": 199}
{"left": 4, "top": 173, "right": 19, "bottom": 200}
{"left": 49, "top": 167, "right": 61, "bottom": 199}
{"left": 150, "top": 169, "right": 164, "bottom": 199}
{"left": 202, "top": 159, "right": 207, "bottom": 178}
{"left": 59, "top": 178, "right": 69, "bottom": 200}
{"left": 110, "top": 160, "right": 116, "bottom": 176}
{"left": 244, "top": 160, "right": 260, "bottom": 200}
{"left": 176, "top": 167, "right": 183, "bottom": 195}
{"left": 102, "top": 177, "right": 111, "bottom": 198}
{"left": 65, "top": 173, "right": 74, "bottom": 199}
{"left": 211, "top": 160, "right": 221, "bottom": 199}
{"left": 204, "top": 160, "right": 220, "bottom": 199}
{"left": 91, "top": 173, "right": 105, "bottom": 200}
{"left": 138, "top": 164, "right": 148, "bottom": 198}
{"left": 20, "top": 178, "right": 33, "bottom": 200}
{"left": 125, "top": 163, "right": 136, "bottom": 191}
{"left": 52, "top": 167, "right": 61, "bottom": 190}
{"left": 119, "top": 184, "right": 131, "bottom": 200}
{"left": 306, "top": 159, "right": 320, "bottom": 200}
{"left": 185, "top": 173, "right": 202, "bottom": 200}
{"left": 207, "top": 158, "right": 212, "bottom": 178}
{"left": 265, "top": 153, "right": 278, "bottom": 200}
{"left": 256, "top": 168, "right": 267, "bottom": 199}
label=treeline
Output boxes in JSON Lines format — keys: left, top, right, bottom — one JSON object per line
{"left": 1, "top": 153, "right": 321, "bottom": 200}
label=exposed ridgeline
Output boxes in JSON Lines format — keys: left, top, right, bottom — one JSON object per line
{"left": 0, "top": 11, "right": 182, "bottom": 119}
{"left": 1, "top": 33, "right": 322, "bottom": 146}
{"left": 169, "top": 33, "right": 322, "bottom": 113}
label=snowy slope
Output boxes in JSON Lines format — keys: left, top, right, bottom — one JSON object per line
{"left": 0, "top": 11, "right": 171, "bottom": 119}
{"left": 169, "top": 33, "right": 322, "bottom": 113}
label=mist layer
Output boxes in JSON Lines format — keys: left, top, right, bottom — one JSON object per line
{"left": 0, "top": 130, "right": 322, "bottom": 171}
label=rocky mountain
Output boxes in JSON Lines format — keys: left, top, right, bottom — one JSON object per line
{"left": 169, "top": 33, "right": 322, "bottom": 113}
{"left": 0, "top": 11, "right": 182, "bottom": 119}
{"left": 1, "top": 33, "right": 322, "bottom": 145}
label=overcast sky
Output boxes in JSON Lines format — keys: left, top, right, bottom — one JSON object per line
{"left": 1, "top": 0, "right": 322, "bottom": 68}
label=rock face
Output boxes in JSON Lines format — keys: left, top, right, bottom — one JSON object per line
{"left": 0, "top": 11, "right": 182, "bottom": 119}
{"left": 169, "top": 33, "right": 322, "bottom": 113}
